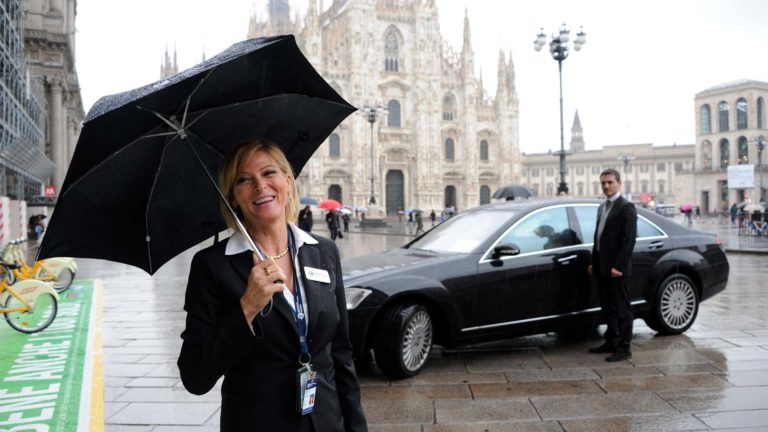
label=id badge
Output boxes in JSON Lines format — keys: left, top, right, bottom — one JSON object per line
{"left": 296, "top": 364, "right": 317, "bottom": 415}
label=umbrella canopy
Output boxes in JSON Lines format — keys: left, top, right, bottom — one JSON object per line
{"left": 492, "top": 184, "right": 536, "bottom": 200}
{"left": 339, "top": 208, "right": 352, "bottom": 215}
{"left": 299, "top": 196, "right": 319, "bottom": 206}
{"left": 38, "top": 35, "right": 355, "bottom": 274}
{"left": 680, "top": 203, "right": 694, "bottom": 212}
{"left": 743, "top": 203, "right": 765, "bottom": 213}
{"left": 318, "top": 199, "right": 342, "bottom": 210}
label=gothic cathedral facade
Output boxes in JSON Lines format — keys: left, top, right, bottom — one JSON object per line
{"left": 248, "top": 0, "right": 521, "bottom": 214}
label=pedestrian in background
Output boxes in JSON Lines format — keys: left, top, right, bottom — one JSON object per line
{"left": 298, "top": 205, "right": 313, "bottom": 232}
{"left": 342, "top": 212, "right": 350, "bottom": 233}
{"left": 730, "top": 203, "right": 738, "bottom": 224}
{"left": 429, "top": 210, "right": 436, "bottom": 227}
{"left": 588, "top": 168, "right": 637, "bottom": 362}
{"left": 326, "top": 209, "right": 340, "bottom": 241}
{"left": 415, "top": 211, "right": 424, "bottom": 235}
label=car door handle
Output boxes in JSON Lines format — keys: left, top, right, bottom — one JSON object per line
{"left": 557, "top": 255, "right": 578, "bottom": 264}
{"left": 648, "top": 241, "right": 664, "bottom": 249}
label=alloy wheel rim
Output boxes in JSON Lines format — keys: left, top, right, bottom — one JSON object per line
{"left": 401, "top": 310, "right": 433, "bottom": 371}
{"left": 660, "top": 278, "right": 696, "bottom": 329}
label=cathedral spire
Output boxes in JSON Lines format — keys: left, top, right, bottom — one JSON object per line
{"left": 496, "top": 49, "right": 506, "bottom": 94}
{"left": 461, "top": 7, "right": 474, "bottom": 74}
{"left": 570, "top": 110, "right": 585, "bottom": 152}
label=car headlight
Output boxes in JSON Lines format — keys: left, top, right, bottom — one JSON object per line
{"left": 345, "top": 287, "right": 372, "bottom": 310}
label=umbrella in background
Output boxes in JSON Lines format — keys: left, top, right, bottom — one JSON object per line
{"left": 680, "top": 203, "right": 694, "bottom": 212}
{"left": 492, "top": 184, "right": 536, "bottom": 200}
{"left": 743, "top": 203, "right": 765, "bottom": 213}
{"left": 318, "top": 199, "right": 342, "bottom": 210}
{"left": 300, "top": 196, "right": 318, "bottom": 205}
{"left": 339, "top": 208, "right": 352, "bottom": 215}
{"left": 37, "top": 35, "right": 355, "bottom": 274}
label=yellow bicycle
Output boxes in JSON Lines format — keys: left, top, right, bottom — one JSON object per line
{"left": 2, "top": 239, "right": 77, "bottom": 293}
{"left": 0, "top": 261, "right": 59, "bottom": 333}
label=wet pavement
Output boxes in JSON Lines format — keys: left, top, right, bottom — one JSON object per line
{"left": 71, "top": 216, "right": 768, "bottom": 431}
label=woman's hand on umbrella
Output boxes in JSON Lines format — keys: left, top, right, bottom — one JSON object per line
{"left": 240, "top": 256, "right": 286, "bottom": 322}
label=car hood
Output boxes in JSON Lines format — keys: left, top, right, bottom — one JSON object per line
{"left": 342, "top": 248, "right": 467, "bottom": 287}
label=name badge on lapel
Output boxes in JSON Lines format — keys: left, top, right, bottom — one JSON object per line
{"left": 304, "top": 267, "right": 331, "bottom": 284}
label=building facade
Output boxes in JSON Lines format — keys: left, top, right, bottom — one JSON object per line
{"left": 693, "top": 80, "right": 767, "bottom": 213}
{"left": 248, "top": 0, "right": 521, "bottom": 214}
{"left": 1, "top": 0, "right": 55, "bottom": 200}
{"left": 22, "top": 0, "right": 84, "bottom": 195}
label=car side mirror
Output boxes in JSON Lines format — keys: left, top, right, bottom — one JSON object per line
{"left": 491, "top": 243, "right": 521, "bottom": 260}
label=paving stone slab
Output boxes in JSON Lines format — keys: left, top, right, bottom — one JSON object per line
{"left": 531, "top": 392, "right": 676, "bottom": 419}
{"left": 559, "top": 413, "right": 709, "bottom": 432}
{"left": 472, "top": 380, "right": 603, "bottom": 398}
{"left": 463, "top": 352, "right": 549, "bottom": 373}
{"left": 434, "top": 398, "right": 539, "bottom": 423}
{"left": 391, "top": 371, "right": 506, "bottom": 385}
{"left": 504, "top": 368, "right": 600, "bottom": 383}
{"left": 597, "top": 374, "right": 730, "bottom": 393}
{"left": 115, "top": 387, "right": 221, "bottom": 403}
{"left": 712, "top": 359, "right": 768, "bottom": 372}
{"left": 722, "top": 369, "right": 768, "bottom": 386}
{"left": 697, "top": 346, "right": 768, "bottom": 363}
{"left": 424, "top": 420, "right": 563, "bottom": 432}
{"left": 695, "top": 409, "right": 768, "bottom": 429}
{"left": 655, "top": 363, "right": 722, "bottom": 375}
{"left": 368, "top": 425, "right": 422, "bottom": 432}
{"left": 658, "top": 386, "right": 768, "bottom": 412}
{"left": 107, "top": 402, "right": 220, "bottom": 425}
{"left": 593, "top": 366, "right": 662, "bottom": 379}
{"left": 126, "top": 377, "right": 180, "bottom": 387}
{"left": 362, "top": 399, "right": 434, "bottom": 424}
{"left": 361, "top": 383, "right": 471, "bottom": 400}
{"left": 628, "top": 349, "right": 714, "bottom": 366}
{"left": 105, "top": 362, "right": 158, "bottom": 377}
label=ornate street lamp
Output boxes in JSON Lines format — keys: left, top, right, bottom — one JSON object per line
{"left": 617, "top": 155, "right": 636, "bottom": 194}
{"left": 535, "top": 24, "right": 586, "bottom": 195}
{"left": 361, "top": 103, "right": 386, "bottom": 206}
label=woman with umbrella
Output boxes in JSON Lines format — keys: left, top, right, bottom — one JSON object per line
{"left": 178, "top": 140, "right": 367, "bottom": 431}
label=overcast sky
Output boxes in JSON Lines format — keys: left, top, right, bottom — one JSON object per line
{"left": 74, "top": 0, "right": 768, "bottom": 154}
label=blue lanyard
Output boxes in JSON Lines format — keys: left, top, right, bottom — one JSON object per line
{"left": 288, "top": 228, "right": 311, "bottom": 364}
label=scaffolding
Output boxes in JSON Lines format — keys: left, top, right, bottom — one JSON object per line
{"left": 0, "top": 0, "right": 54, "bottom": 200}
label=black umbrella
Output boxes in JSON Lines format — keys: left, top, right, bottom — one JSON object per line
{"left": 38, "top": 35, "right": 355, "bottom": 274}
{"left": 492, "top": 184, "right": 536, "bottom": 200}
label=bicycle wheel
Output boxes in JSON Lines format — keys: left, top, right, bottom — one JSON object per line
{"left": 53, "top": 268, "right": 74, "bottom": 293}
{"left": 4, "top": 292, "right": 58, "bottom": 333}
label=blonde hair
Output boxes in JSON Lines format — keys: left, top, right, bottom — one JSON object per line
{"left": 218, "top": 140, "right": 301, "bottom": 230}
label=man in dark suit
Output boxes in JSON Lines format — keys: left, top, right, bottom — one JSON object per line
{"left": 587, "top": 168, "right": 637, "bottom": 362}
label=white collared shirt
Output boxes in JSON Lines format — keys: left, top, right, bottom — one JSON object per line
{"left": 227, "top": 222, "right": 318, "bottom": 328}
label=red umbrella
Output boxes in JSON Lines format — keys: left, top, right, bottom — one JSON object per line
{"left": 318, "top": 199, "right": 342, "bottom": 210}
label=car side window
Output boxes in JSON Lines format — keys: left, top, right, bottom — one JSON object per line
{"left": 637, "top": 217, "right": 664, "bottom": 238}
{"left": 499, "top": 207, "right": 575, "bottom": 254}
{"left": 573, "top": 205, "right": 598, "bottom": 244}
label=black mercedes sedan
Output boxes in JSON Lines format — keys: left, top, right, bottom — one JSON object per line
{"left": 342, "top": 199, "right": 730, "bottom": 378}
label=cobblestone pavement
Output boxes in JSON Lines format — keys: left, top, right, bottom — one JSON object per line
{"left": 73, "top": 218, "right": 768, "bottom": 432}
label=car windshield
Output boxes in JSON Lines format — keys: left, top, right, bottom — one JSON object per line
{"left": 407, "top": 210, "right": 516, "bottom": 253}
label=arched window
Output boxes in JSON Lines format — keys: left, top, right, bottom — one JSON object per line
{"left": 577, "top": 182, "right": 584, "bottom": 196}
{"left": 641, "top": 180, "right": 649, "bottom": 193}
{"left": 758, "top": 97, "right": 765, "bottom": 129}
{"left": 718, "top": 101, "right": 729, "bottom": 132}
{"left": 479, "top": 185, "right": 491, "bottom": 205}
{"left": 329, "top": 133, "right": 340, "bottom": 157}
{"left": 592, "top": 182, "right": 599, "bottom": 196}
{"left": 445, "top": 138, "right": 455, "bottom": 161}
{"left": 442, "top": 94, "right": 454, "bottom": 121}
{"left": 657, "top": 180, "right": 665, "bottom": 194}
{"left": 384, "top": 30, "right": 399, "bottom": 72}
{"left": 532, "top": 183, "right": 540, "bottom": 196}
{"left": 702, "top": 140, "right": 713, "bottom": 169}
{"left": 479, "top": 140, "right": 489, "bottom": 161}
{"left": 737, "top": 98, "right": 748, "bottom": 130}
{"left": 719, "top": 138, "right": 730, "bottom": 168}
{"left": 546, "top": 183, "right": 554, "bottom": 196}
{"left": 387, "top": 99, "right": 401, "bottom": 127}
{"left": 700, "top": 104, "right": 711, "bottom": 134}
{"left": 738, "top": 136, "right": 749, "bottom": 164}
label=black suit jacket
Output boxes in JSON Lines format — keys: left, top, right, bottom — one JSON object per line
{"left": 177, "top": 232, "right": 367, "bottom": 432}
{"left": 591, "top": 196, "right": 638, "bottom": 277}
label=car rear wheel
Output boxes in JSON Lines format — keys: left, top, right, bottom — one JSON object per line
{"left": 645, "top": 273, "right": 699, "bottom": 335}
{"left": 373, "top": 303, "right": 433, "bottom": 379}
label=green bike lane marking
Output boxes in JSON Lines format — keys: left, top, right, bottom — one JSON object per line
{"left": 0, "top": 279, "right": 103, "bottom": 432}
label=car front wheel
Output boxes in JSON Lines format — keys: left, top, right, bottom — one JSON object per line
{"left": 645, "top": 273, "right": 699, "bottom": 335}
{"left": 373, "top": 303, "right": 433, "bottom": 379}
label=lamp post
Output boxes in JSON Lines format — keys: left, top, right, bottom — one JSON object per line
{"left": 361, "top": 103, "right": 385, "bottom": 206}
{"left": 617, "top": 155, "right": 636, "bottom": 195}
{"left": 534, "top": 24, "right": 586, "bottom": 195}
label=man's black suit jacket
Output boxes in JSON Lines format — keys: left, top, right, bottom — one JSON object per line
{"left": 591, "top": 196, "right": 638, "bottom": 277}
{"left": 177, "top": 233, "right": 367, "bottom": 431}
